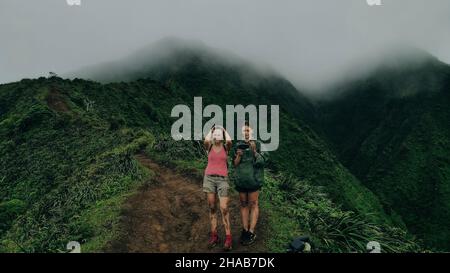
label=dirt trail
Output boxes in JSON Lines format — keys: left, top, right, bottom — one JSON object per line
{"left": 107, "top": 153, "right": 268, "bottom": 253}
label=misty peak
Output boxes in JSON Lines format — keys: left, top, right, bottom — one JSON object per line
{"left": 70, "top": 37, "right": 278, "bottom": 83}
{"left": 377, "top": 45, "right": 439, "bottom": 69}
{"left": 131, "top": 37, "right": 211, "bottom": 63}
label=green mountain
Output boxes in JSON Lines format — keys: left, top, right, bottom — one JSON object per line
{"left": 0, "top": 39, "right": 425, "bottom": 252}
{"left": 318, "top": 52, "right": 450, "bottom": 250}
{"left": 72, "top": 38, "right": 391, "bottom": 220}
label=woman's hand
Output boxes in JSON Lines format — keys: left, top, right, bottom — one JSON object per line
{"left": 250, "top": 141, "right": 257, "bottom": 155}
{"left": 204, "top": 127, "right": 214, "bottom": 150}
{"left": 234, "top": 149, "right": 243, "bottom": 166}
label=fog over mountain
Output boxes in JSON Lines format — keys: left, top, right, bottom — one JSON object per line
{"left": 1, "top": 0, "right": 450, "bottom": 94}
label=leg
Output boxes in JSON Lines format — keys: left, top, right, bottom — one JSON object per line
{"left": 217, "top": 178, "right": 232, "bottom": 250}
{"left": 248, "top": 191, "right": 260, "bottom": 233}
{"left": 206, "top": 193, "right": 218, "bottom": 233}
{"left": 219, "top": 197, "right": 231, "bottom": 235}
{"left": 239, "top": 192, "right": 250, "bottom": 231}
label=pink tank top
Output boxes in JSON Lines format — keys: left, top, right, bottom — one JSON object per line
{"left": 205, "top": 145, "right": 228, "bottom": 177}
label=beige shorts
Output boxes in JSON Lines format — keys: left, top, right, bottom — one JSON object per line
{"left": 203, "top": 175, "right": 230, "bottom": 198}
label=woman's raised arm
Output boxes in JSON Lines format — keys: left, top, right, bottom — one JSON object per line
{"left": 204, "top": 128, "right": 213, "bottom": 150}
{"left": 223, "top": 128, "right": 232, "bottom": 151}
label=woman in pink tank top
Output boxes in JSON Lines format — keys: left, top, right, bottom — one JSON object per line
{"left": 203, "top": 125, "right": 233, "bottom": 251}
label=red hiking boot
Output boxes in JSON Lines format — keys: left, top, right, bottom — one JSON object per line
{"left": 208, "top": 231, "right": 219, "bottom": 248}
{"left": 223, "top": 234, "right": 233, "bottom": 251}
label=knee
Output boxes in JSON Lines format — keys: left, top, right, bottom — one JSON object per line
{"left": 209, "top": 203, "right": 217, "bottom": 213}
{"left": 248, "top": 200, "right": 258, "bottom": 210}
{"left": 220, "top": 205, "right": 229, "bottom": 215}
{"left": 240, "top": 200, "right": 249, "bottom": 208}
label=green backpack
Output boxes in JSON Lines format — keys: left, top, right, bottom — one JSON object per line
{"left": 254, "top": 146, "right": 268, "bottom": 187}
{"left": 232, "top": 140, "right": 268, "bottom": 190}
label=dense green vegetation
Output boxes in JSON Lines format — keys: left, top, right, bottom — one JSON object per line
{"left": 318, "top": 58, "right": 450, "bottom": 250}
{"left": 0, "top": 74, "right": 402, "bottom": 252}
{"left": 2, "top": 42, "right": 445, "bottom": 252}
{"left": 0, "top": 78, "right": 156, "bottom": 252}
{"left": 260, "top": 172, "right": 420, "bottom": 253}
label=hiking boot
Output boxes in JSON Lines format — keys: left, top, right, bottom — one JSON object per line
{"left": 240, "top": 229, "right": 250, "bottom": 245}
{"left": 223, "top": 234, "right": 233, "bottom": 251}
{"left": 208, "top": 231, "right": 219, "bottom": 249}
{"left": 243, "top": 231, "right": 256, "bottom": 246}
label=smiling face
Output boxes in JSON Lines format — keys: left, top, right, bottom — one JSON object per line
{"left": 242, "top": 125, "right": 252, "bottom": 141}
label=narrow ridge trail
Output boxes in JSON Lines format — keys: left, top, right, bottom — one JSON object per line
{"left": 107, "top": 153, "right": 268, "bottom": 253}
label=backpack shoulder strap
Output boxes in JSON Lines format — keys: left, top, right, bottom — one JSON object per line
{"left": 208, "top": 143, "right": 213, "bottom": 153}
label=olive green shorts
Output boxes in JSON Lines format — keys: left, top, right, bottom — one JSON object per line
{"left": 203, "top": 175, "right": 230, "bottom": 198}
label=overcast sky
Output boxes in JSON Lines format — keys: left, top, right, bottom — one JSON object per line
{"left": 1, "top": 0, "right": 450, "bottom": 91}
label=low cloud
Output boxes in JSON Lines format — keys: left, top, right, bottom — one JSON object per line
{"left": 1, "top": 0, "right": 450, "bottom": 93}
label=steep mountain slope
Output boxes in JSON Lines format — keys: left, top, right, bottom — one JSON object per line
{"left": 318, "top": 54, "right": 450, "bottom": 250}
{"left": 72, "top": 38, "right": 391, "bottom": 224}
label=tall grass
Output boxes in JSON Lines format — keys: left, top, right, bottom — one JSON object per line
{"left": 260, "top": 172, "right": 422, "bottom": 253}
